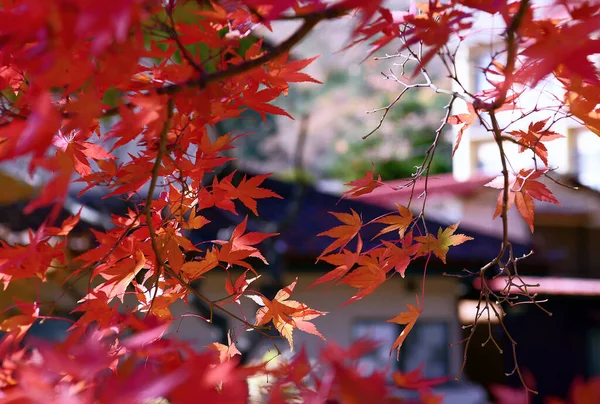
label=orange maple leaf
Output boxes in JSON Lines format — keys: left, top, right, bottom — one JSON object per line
{"left": 309, "top": 236, "right": 363, "bottom": 289}
{"left": 381, "top": 234, "right": 421, "bottom": 277}
{"left": 388, "top": 298, "right": 421, "bottom": 358}
{"left": 46, "top": 211, "right": 81, "bottom": 237}
{"left": 447, "top": 102, "right": 476, "bottom": 156}
{"left": 415, "top": 222, "right": 473, "bottom": 264}
{"left": 248, "top": 278, "right": 326, "bottom": 351}
{"left": 338, "top": 250, "right": 386, "bottom": 305}
{"left": 94, "top": 250, "right": 147, "bottom": 303}
{"left": 372, "top": 203, "right": 413, "bottom": 240}
{"left": 181, "top": 247, "right": 219, "bottom": 280}
{"left": 563, "top": 77, "right": 600, "bottom": 136}
{"left": 318, "top": 209, "right": 362, "bottom": 259}
{"left": 182, "top": 208, "right": 210, "bottom": 230}
{"left": 419, "top": 390, "right": 445, "bottom": 404}
{"left": 205, "top": 332, "right": 241, "bottom": 363}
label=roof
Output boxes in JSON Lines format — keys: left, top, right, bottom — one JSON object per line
{"left": 0, "top": 171, "right": 531, "bottom": 267}
{"left": 186, "top": 173, "right": 531, "bottom": 265}
{"left": 355, "top": 173, "right": 494, "bottom": 210}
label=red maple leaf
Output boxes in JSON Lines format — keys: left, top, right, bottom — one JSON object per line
{"left": 0, "top": 300, "right": 39, "bottom": 346}
{"left": 339, "top": 249, "right": 387, "bottom": 305}
{"left": 392, "top": 364, "right": 449, "bottom": 390}
{"left": 218, "top": 172, "right": 283, "bottom": 215}
{"left": 342, "top": 166, "right": 384, "bottom": 199}
{"left": 486, "top": 169, "right": 561, "bottom": 232}
{"left": 214, "top": 215, "right": 278, "bottom": 272}
{"left": 508, "top": 119, "right": 564, "bottom": 166}
{"left": 223, "top": 270, "right": 261, "bottom": 305}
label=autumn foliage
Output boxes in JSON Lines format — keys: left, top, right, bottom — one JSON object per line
{"left": 0, "top": 0, "right": 598, "bottom": 403}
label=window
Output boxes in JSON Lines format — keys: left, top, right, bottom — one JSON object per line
{"left": 473, "top": 137, "right": 559, "bottom": 177}
{"left": 474, "top": 140, "right": 503, "bottom": 175}
{"left": 587, "top": 327, "right": 600, "bottom": 377}
{"left": 575, "top": 129, "right": 600, "bottom": 191}
{"left": 352, "top": 320, "right": 399, "bottom": 378}
{"left": 473, "top": 51, "right": 504, "bottom": 95}
{"left": 352, "top": 320, "right": 450, "bottom": 380}
{"left": 399, "top": 321, "right": 450, "bottom": 379}
{"left": 474, "top": 53, "right": 493, "bottom": 94}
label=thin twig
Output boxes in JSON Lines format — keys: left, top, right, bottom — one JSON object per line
{"left": 145, "top": 98, "right": 175, "bottom": 316}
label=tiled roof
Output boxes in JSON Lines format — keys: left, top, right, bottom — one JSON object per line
{"left": 355, "top": 173, "right": 494, "bottom": 209}
{"left": 0, "top": 171, "right": 530, "bottom": 265}
{"left": 187, "top": 173, "right": 530, "bottom": 264}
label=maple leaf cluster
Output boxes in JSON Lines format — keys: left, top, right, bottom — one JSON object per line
{"left": 249, "top": 338, "right": 447, "bottom": 403}
{"left": 310, "top": 201, "right": 472, "bottom": 356}
{"left": 0, "top": 0, "right": 597, "bottom": 402}
{"left": 0, "top": 0, "right": 459, "bottom": 402}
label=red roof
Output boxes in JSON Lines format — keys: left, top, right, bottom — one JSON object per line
{"left": 355, "top": 173, "right": 494, "bottom": 209}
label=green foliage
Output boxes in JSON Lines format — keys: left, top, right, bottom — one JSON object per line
{"left": 326, "top": 92, "right": 452, "bottom": 182}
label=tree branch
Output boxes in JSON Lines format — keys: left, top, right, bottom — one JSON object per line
{"left": 98, "top": 8, "right": 342, "bottom": 119}
{"left": 145, "top": 98, "right": 174, "bottom": 314}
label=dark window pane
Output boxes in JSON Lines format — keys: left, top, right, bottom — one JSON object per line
{"left": 351, "top": 320, "right": 398, "bottom": 378}
{"left": 399, "top": 321, "right": 449, "bottom": 379}
{"left": 587, "top": 327, "right": 600, "bottom": 376}
{"left": 351, "top": 319, "right": 451, "bottom": 380}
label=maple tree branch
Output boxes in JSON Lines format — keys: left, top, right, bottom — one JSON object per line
{"left": 544, "top": 172, "right": 579, "bottom": 190}
{"left": 161, "top": 17, "right": 321, "bottom": 93}
{"left": 132, "top": 102, "right": 277, "bottom": 334}
{"left": 364, "top": 87, "right": 409, "bottom": 140}
{"left": 417, "top": 97, "right": 456, "bottom": 219}
{"left": 166, "top": 267, "right": 273, "bottom": 335}
{"left": 164, "top": 10, "right": 204, "bottom": 73}
{"left": 364, "top": 45, "right": 468, "bottom": 140}
{"left": 97, "top": 9, "right": 338, "bottom": 120}
{"left": 274, "top": 6, "right": 350, "bottom": 21}
{"left": 455, "top": 109, "right": 540, "bottom": 393}
{"left": 448, "top": 4, "right": 546, "bottom": 386}
{"left": 489, "top": 111, "right": 510, "bottom": 262}
{"left": 490, "top": 0, "right": 530, "bottom": 110}
{"left": 145, "top": 98, "right": 174, "bottom": 314}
